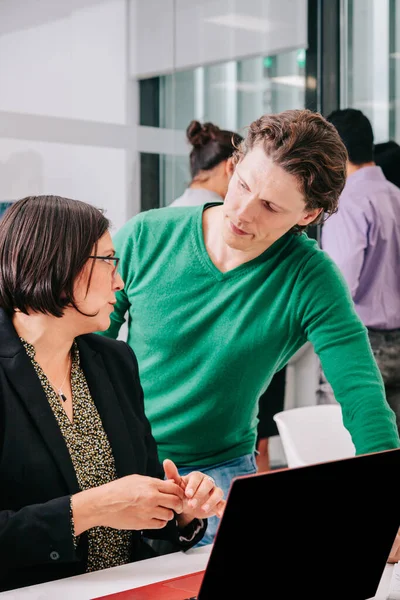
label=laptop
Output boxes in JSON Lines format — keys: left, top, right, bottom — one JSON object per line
{"left": 92, "top": 448, "right": 400, "bottom": 600}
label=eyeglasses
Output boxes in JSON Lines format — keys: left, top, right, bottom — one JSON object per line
{"left": 88, "top": 255, "right": 120, "bottom": 280}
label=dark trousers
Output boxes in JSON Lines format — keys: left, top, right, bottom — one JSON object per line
{"left": 257, "top": 367, "right": 287, "bottom": 441}
{"left": 317, "top": 328, "right": 400, "bottom": 432}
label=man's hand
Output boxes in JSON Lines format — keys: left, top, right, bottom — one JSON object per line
{"left": 163, "top": 459, "right": 225, "bottom": 527}
{"left": 388, "top": 528, "right": 400, "bottom": 563}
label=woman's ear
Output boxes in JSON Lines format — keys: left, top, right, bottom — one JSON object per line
{"left": 225, "top": 157, "right": 235, "bottom": 179}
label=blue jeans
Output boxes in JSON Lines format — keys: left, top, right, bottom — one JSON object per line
{"left": 178, "top": 453, "right": 257, "bottom": 547}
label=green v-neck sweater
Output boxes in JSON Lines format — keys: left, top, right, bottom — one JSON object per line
{"left": 100, "top": 203, "right": 400, "bottom": 467}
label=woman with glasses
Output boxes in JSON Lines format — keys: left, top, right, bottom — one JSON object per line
{"left": 0, "top": 195, "right": 224, "bottom": 593}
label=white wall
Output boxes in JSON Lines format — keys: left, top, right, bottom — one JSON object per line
{"left": 0, "top": 0, "right": 134, "bottom": 229}
{"left": 0, "top": 138, "right": 127, "bottom": 234}
{"left": 0, "top": 1, "right": 127, "bottom": 123}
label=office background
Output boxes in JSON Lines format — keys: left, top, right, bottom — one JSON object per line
{"left": 2, "top": 0, "right": 399, "bottom": 227}
{"left": 0, "top": 0, "right": 398, "bottom": 464}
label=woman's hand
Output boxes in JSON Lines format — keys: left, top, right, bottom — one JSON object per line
{"left": 388, "top": 528, "right": 400, "bottom": 563}
{"left": 163, "top": 459, "right": 225, "bottom": 528}
{"left": 72, "top": 474, "right": 185, "bottom": 536}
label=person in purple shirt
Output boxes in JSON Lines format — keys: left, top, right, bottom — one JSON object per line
{"left": 319, "top": 108, "right": 400, "bottom": 431}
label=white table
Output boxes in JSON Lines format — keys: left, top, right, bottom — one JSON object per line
{"left": 0, "top": 545, "right": 396, "bottom": 600}
{"left": 0, "top": 546, "right": 212, "bottom": 600}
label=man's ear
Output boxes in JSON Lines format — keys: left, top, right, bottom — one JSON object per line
{"left": 297, "top": 207, "right": 323, "bottom": 226}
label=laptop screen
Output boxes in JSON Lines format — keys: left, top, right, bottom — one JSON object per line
{"left": 198, "top": 448, "right": 400, "bottom": 600}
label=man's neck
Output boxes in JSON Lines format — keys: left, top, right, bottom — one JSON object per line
{"left": 202, "top": 205, "right": 271, "bottom": 272}
{"left": 347, "top": 161, "right": 375, "bottom": 177}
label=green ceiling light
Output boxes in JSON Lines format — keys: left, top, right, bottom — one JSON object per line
{"left": 263, "top": 56, "right": 273, "bottom": 69}
{"left": 297, "top": 49, "right": 306, "bottom": 68}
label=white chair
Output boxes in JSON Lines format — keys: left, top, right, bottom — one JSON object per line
{"left": 273, "top": 404, "right": 356, "bottom": 468}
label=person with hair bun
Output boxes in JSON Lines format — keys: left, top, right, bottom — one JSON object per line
{"left": 101, "top": 109, "right": 400, "bottom": 548}
{"left": 169, "top": 120, "right": 243, "bottom": 207}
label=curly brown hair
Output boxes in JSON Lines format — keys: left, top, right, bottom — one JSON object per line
{"left": 232, "top": 109, "right": 348, "bottom": 233}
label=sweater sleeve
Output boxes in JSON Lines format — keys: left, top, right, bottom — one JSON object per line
{"left": 295, "top": 249, "right": 400, "bottom": 455}
{"left": 99, "top": 218, "right": 139, "bottom": 340}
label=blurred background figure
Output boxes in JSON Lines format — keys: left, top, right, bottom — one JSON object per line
{"left": 374, "top": 141, "right": 400, "bottom": 189}
{"left": 169, "top": 120, "right": 243, "bottom": 207}
{"left": 319, "top": 108, "right": 400, "bottom": 431}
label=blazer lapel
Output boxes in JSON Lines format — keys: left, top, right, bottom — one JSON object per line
{"left": 77, "top": 337, "right": 137, "bottom": 478}
{"left": 0, "top": 311, "right": 79, "bottom": 493}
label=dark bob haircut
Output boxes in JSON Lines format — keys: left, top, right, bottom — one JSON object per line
{"left": 0, "top": 195, "right": 110, "bottom": 317}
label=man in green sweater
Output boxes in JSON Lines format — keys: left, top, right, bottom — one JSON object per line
{"left": 100, "top": 109, "right": 400, "bottom": 546}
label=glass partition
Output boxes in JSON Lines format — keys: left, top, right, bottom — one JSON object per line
{"left": 341, "top": 0, "right": 400, "bottom": 143}
{"left": 142, "top": 48, "right": 306, "bottom": 207}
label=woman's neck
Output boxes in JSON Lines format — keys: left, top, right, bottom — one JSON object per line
{"left": 12, "top": 311, "right": 74, "bottom": 370}
{"left": 189, "top": 181, "right": 223, "bottom": 198}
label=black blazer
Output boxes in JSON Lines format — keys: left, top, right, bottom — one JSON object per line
{"left": 0, "top": 309, "right": 203, "bottom": 591}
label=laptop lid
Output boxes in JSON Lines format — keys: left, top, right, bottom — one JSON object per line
{"left": 197, "top": 448, "right": 400, "bottom": 600}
